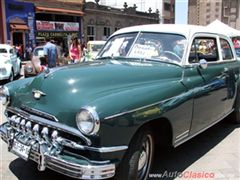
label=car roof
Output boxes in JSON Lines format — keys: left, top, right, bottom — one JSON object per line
{"left": 111, "top": 24, "right": 229, "bottom": 39}
{"left": 87, "top": 41, "right": 106, "bottom": 44}
{"left": 0, "top": 44, "right": 12, "bottom": 50}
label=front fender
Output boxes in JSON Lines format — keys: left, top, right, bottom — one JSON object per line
{"left": 93, "top": 80, "right": 189, "bottom": 148}
{"left": 3, "top": 63, "right": 12, "bottom": 77}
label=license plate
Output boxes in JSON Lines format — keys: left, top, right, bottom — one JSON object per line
{"left": 11, "top": 139, "right": 31, "bottom": 160}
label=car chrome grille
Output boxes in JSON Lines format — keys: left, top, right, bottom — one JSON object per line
{"left": 5, "top": 106, "right": 91, "bottom": 146}
{"left": 20, "top": 105, "right": 58, "bottom": 122}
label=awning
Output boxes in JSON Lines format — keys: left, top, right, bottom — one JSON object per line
{"left": 10, "top": 24, "right": 29, "bottom": 31}
{"left": 36, "top": 6, "right": 84, "bottom": 16}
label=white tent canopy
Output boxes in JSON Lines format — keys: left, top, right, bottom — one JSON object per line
{"left": 207, "top": 19, "right": 240, "bottom": 37}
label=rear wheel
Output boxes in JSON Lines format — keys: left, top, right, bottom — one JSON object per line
{"left": 114, "top": 127, "right": 154, "bottom": 180}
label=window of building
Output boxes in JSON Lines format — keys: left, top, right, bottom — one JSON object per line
{"left": 220, "top": 38, "right": 233, "bottom": 60}
{"left": 164, "top": 3, "right": 171, "bottom": 11}
{"left": 115, "top": 27, "right": 121, "bottom": 32}
{"left": 87, "top": 26, "right": 95, "bottom": 41}
{"left": 216, "top": 2, "right": 220, "bottom": 6}
{"left": 104, "top": 27, "right": 111, "bottom": 38}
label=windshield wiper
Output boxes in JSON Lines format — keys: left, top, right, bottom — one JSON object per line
{"left": 96, "top": 56, "right": 125, "bottom": 60}
{"left": 96, "top": 56, "right": 114, "bottom": 60}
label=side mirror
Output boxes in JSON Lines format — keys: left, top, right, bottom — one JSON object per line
{"left": 199, "top": 59, "right": 208, "bottom": 69}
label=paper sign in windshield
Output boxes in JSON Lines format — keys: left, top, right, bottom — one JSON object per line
{"left": 130, "top": 44, "right": 157, "bottom": 58}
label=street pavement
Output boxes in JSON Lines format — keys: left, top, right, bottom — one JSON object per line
{"left": 0, "top": 68, "right": 239, "bottom": 180}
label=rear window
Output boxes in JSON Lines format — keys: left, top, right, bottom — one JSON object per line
{"left": 220, "top": 38, "right": 234, "bottom": 60}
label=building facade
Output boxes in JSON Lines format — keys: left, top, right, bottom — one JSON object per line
{"left": 99, "top": 0, "right": 175, "bottom": 24}
{"left": 83, "top": 1, "right": 160, "bottom": 42}
{"left": 188, "top": 0, "right": 240, "bottom": 29}
{"left": 162, "top": 0, "right": 175, "bottom": 23}
{"left": 22, "top": 0, "right": 84, "bottom": 52}
{"left": 4, "top": 0, "right": 35, "bottom": 48}
{"left": 0, "top": 1, "right": 5, "bottom": 43}
{"left": 1, "top": 0, "right": 84, "bottom": 53}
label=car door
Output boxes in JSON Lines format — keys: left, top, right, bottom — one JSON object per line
{"left": 219, "top": 36, "right": 239, "bottom": 114}
{"left": 185, "top": 34, "right": 234, "bottom": 135}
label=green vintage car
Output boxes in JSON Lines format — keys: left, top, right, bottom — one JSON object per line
{"left": 1, "top": 24, "right": 240, "bottom": 180}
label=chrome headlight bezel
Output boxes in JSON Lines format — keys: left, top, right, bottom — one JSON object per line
{"left": 0, "top": 86, "right": 10, "bottom": 105}
{"left": 76, "top": 106, "right": 100, "bottom": 136}
{"left": 26, "top": 65, "right": 33, "bottom": 73}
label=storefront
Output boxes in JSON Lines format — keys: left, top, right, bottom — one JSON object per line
{"left": 5, "top": 0, "right": 35, "bottom": 49}
{"left": 35, "top": 3, "right": 84, "bottom": 53}
{"left": 36, "top": 20, "right": 80, "bottom": 53}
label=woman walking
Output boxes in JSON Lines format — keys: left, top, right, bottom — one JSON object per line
{"left": 69, "top": 36, "right": 81, "bottom": 64}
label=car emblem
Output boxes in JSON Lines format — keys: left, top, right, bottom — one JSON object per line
{"left": 32, "top": 89, "right": 46, "bottom": 100}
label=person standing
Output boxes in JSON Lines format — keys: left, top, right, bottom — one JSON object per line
{"left": 43, "top": 37, "right": 59, "bottom": 68}
{"left": 69, "top": 36, "right": 81, "bottom": 64}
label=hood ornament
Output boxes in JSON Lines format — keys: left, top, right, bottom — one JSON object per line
{"left": 32, "top": 89, "right": 46, "bottom": 100}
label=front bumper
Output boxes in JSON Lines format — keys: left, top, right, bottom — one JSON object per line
{"left": 0, "top": 120, "right": 116, "bottom": 180}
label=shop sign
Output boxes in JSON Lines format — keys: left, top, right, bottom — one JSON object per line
{"left": 36, "top": 21, "right": 79, "bottom": 31}
{"left": 37, "top": 31, "right": 78, "bottom": 38}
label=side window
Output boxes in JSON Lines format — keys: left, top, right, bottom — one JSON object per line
{"left": 220, "top": 38, "right": 234, "bottom": 60}
{"left": 189, "top": 37, "right": 219, "bottom": 63}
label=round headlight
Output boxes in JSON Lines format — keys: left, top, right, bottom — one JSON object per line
{"left": 76, "top": 106, "right": 100, "bottom": 135}
{"left": 26, "top": 66, "right": 33, "bottom": 73}
{"left": 0, "top": 86, "right": 10, "bottom": 105}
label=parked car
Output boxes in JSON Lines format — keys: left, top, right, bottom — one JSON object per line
{"left": 0, "top": 44, "right": 21, "bottom": 82}
{"left": 24, "top": 46, "right": 44, "bottom": 77}
{"left": 84, "top": 40, "right": 106, "bottom": 61}
{"left": 24, "top": 46, "right": 67, "bottom": 77}
{"left": 1, "top": 24, "right": 240, "bottom": 180}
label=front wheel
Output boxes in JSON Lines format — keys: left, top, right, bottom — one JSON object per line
{"left": 114, "top": 128, "right": 154, "bottom": 180}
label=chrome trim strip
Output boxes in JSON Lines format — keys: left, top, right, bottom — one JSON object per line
{"left": 175, "top": 130, "right": 189, "bottom": 142}
{"left": 57, "top": 136, "right": 128, "bottom": 153}
{"left": 174, "top": 109, "right": 234, "bottom": 147}
{"left": 6, "top": 107, "right": 92, "bottom": 146}
{"left": 104, "top": 97, "right": 174, "bottom": 120}
{"left": 21, "top": 105, "right": 58, "bottom": 122}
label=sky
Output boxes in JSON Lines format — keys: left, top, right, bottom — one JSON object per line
{"left": 87, "top": 0, "right": 188, "bottom": 24}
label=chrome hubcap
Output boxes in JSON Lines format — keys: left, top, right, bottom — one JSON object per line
{"left": 138, "top": 150, "right": 147, "bottom": 171}
{"left": 137, "top": 134, "right": 153, "bottom": 180}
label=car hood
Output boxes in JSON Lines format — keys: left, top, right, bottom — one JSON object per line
{"left": 11, "top": 60, "right": 183, "bottom": 127}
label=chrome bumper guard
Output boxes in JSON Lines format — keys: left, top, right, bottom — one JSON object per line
{"left": 0, "top": 122, "right": 116, "bottom": 179}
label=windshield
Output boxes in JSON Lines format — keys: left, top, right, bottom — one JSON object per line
{"left": 34, "top": 48, "right": 44, "bottom": 57}
{"left": 99, "top": 32, "right": 186, "bottom": 63}
{"left": 0, "top": 48, "right": 8, "bottom": 53}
